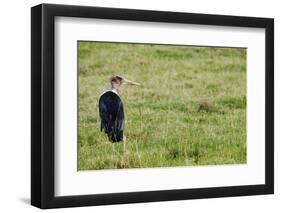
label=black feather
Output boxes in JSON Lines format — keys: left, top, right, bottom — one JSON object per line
{"left": 99, "top": 91, "right": 125, "bottom": 142}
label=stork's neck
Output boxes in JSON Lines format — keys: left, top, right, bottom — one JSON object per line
{"left": 111, "top": 88, "right": 119, "bottom": 95}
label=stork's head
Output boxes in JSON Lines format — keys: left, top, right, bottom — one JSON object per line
{"left": 110, "top": 75, "right": 140, "bottom": 93}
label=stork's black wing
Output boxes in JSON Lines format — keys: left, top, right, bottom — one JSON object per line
{"left": 99, "top": 91, "right": 125, "bottom": 142}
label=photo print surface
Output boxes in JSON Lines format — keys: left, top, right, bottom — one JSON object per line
{"left": 78, "top": 41, "right": 247, "bottom": 171}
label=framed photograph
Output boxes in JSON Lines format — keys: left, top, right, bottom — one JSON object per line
{"left": 31, "top": 3, "right": 274, "bottom": 209}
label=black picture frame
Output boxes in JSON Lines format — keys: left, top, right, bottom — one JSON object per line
{"left": 31, "top": 3, "right": 274, "bottom": 209}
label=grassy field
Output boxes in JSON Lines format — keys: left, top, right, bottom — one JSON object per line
{"left": 78, "top": 41, "right": 247, "bottom": 171}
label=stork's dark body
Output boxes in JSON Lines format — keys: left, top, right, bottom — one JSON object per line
{"left": 99, "top": 91, "right": 125, "bottom": 142}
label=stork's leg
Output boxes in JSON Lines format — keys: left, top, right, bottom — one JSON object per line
{"left": 120, "top": 135, "right": 126, "bottom": 168}
{"left": 112, "top": 143, "right": 115, "bottom": 168}
{"left": 123, "top": 134, "right": 127, "bottom": 154}
{"left": 112, "top": 143, "right": 115, "bottom": 152}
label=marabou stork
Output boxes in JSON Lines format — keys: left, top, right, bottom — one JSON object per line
{"left": 99, "top": 76, "right": 140, "bottom": 143}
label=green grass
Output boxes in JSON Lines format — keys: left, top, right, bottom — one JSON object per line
{"left": 78, "top": 41, "right": 247, "bottom": 170}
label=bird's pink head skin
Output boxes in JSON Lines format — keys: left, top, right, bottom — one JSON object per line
{"left": 110, "top": 76, "right": 140, "bottom": 94}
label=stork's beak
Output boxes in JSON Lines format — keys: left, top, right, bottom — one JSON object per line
{"left": 122, "top": 78, "right": 141, "bottom": 86}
